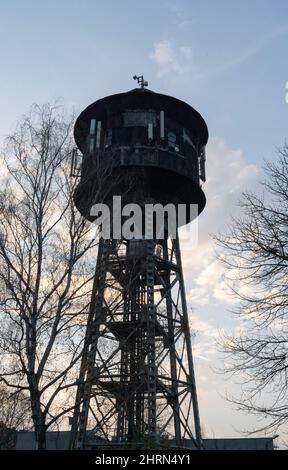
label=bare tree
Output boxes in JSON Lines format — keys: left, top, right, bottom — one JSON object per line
{"left": 0, "top": 385, "right": 32, "bottom": 449}
{"left": 0, "top": 385, "right": 31, "bottom": 431}
{"left": 216, "top": 145, "right": 288, "bottom": 433}
{"left": 0, "top": 103, "right": 100, "bottom": 449}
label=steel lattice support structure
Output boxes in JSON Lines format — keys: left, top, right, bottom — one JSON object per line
{"left": 70, "top": 232, "right": 202, "bottom": 449}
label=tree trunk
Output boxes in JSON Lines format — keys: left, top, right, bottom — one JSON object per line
{"left": 35, "top": 423, "right": 46, "bottom": 450}
{"left": 31, "top": 391, "right": 46, "bottom": 450}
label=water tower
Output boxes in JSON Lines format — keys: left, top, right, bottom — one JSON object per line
{"left": 69, "top": 76, "right": 208, "bottom": 449}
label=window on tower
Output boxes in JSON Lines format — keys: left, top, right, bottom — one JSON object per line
{"left": 105, "top": 129, "right": 113, "bottom": 149}
{"left": 123, "top": 110, "right": 157, "bottom": 128}
{"left": 167, "top": 131, "right": 177, "bottom": 151}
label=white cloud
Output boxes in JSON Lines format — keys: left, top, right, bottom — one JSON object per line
{"left": 180, "top": 137, "right": 260, "bottom": 309}
{"left": 188, "top": 287, "right": 209, "bottom": 306}
{"left": 168, "top": 4, "right": 197, "bottom": 30}
{"left": 190, "top": 314, "right": 225, "bottom": 340}
{"left": 196, "top": 260, "right": 224, "bottom": 288}
{"left": 149, "top": 40, "right": 192, "bottom": 78}
{"left": 213, "top": 281, "right": 239, "bottom": 305}
{"left": 177, "top": 137, "right": 265, "bottom": 433}
{"left": 198, "top": 375, "right": 208, "bottom": 382}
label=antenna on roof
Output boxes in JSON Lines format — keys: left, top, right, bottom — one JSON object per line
{"left": 133, "top": 74, "right": 148, "bottom": 90}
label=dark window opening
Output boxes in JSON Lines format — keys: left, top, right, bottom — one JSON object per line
{"left": 123, "top": 110, "right": 157, "bottom": 128}
{"left": 168, "top": 131, "right": 177, "bottom": 151}
{"left": 148, "top": 122, "right": 154, "bottom": 142}
{"left": 105, "top": 129, "right": 113, "bottom": 149}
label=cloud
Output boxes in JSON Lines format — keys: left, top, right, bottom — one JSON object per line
{"left": 149, "top": 40, "right": 192, "bottom": 78}
{"left": 213, "top": 281, "right": 239, "bottom": 305}
{"left": 196, "top": 260, "right": 224, "bottom": 288}
{"left": 188, "top": 287, "right": 209, "bottom": 306}
{"left": 187, "top": 259, "right": 236, "bottom": 307}
{"left": 186, "top": 137, "right": 259, "bottom": 250}
{"left": 203, "top": 139, "right": 259, "bottom": 232}
{"left": 176, "top": 137, "right": 265, "bottom": 428}
{"left": 181, "top": 137, "right": 259, "bottom": 306}
{"left": 168, "top": 4, "right": 197, "bottom": 30}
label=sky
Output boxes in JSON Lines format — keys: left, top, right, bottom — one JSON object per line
{"left": 0, "top": 0, "right": 287, "bottom": 443}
